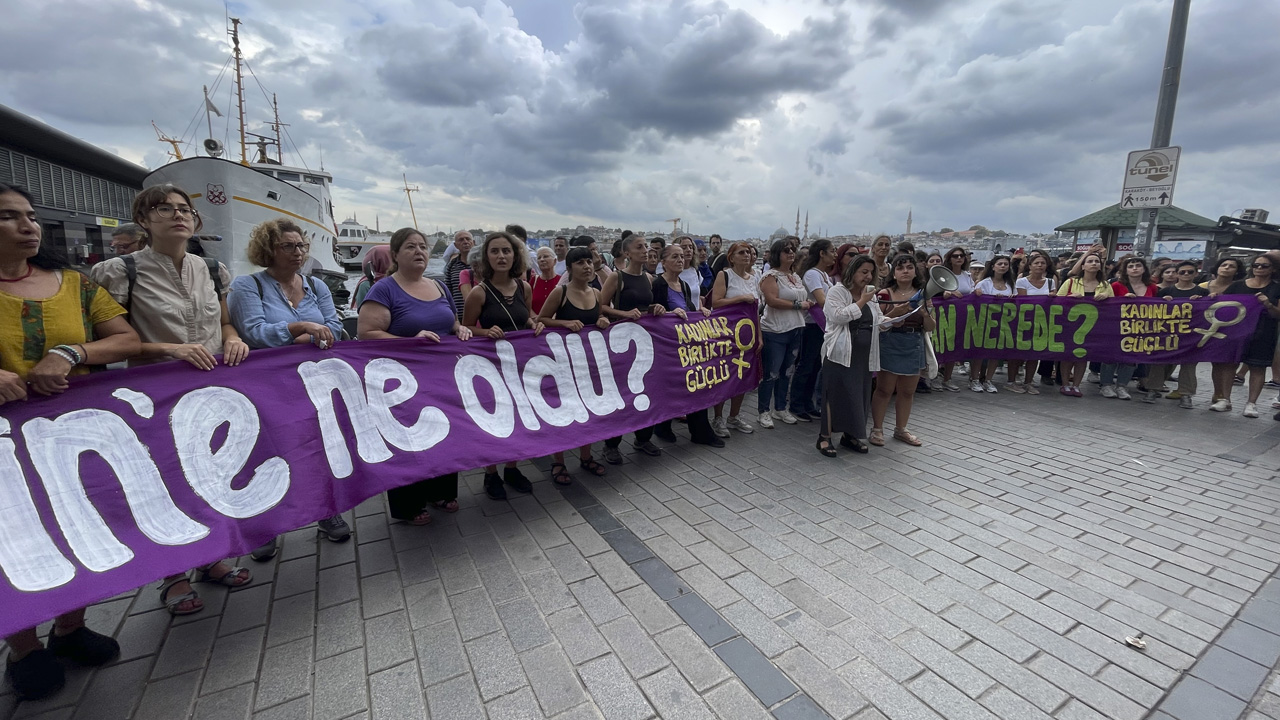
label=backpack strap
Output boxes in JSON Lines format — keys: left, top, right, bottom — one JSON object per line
{"left": 204, "top": 257, "right": 224, "bottom": 298}
{"left": 123, "top": 255, "right": 137, "bottom": 313}
{"left": 252, "top": 274, "right": 265, "bottom": 299}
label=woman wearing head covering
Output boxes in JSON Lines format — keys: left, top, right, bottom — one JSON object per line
{"left": 351, "top": 244, "right": 392, "bottom": 309}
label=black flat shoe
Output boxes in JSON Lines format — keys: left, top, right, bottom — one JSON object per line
{"left": 692, "top": 436, "right": 725, "bottom": 448}
{"left": 816, "top": 437, "right": 837, "bottom": 457}
{"left": 504, "top": 467, "right": 533, "bottom": 494}
{"left": 839, "top": 434, "right": 869, "bottom": 454}
{"left": 48, "top": 626, "right": 120, "bottom": 667}
{"left": 484, "top": 472, "right": 507, "bottom": 500}
{"left": 654, "top": 429, "right": 678, "bottom": 443}
{"left": 6, "top": 649, "right": 63, "bottom": 701}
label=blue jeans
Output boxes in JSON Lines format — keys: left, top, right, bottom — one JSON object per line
{"left": 1100, "top": 363, "right": 1135, "bottom": 387}
{"left": 759, "top": 328, "right": 803, "bottom": 413}
{"left": 789, "top": 323, "right": 825, "bottom": 415}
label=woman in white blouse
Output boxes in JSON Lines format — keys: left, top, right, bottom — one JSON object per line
{"left": 815, "top": 255, "right": 884, "bottom": 456}
{"left": 970, "top": 255, "right": 1015, "bottom": 393}
{"left": 1006, "top": 250, "right": 1056, "bottom": 394}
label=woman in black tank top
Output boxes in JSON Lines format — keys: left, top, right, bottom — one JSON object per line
{"left": 598, "top": 234, "right": 666, "bottom": 463}
{"left": 462, "top": 232, "right": 546, "bottom": 501}
{"left": 537, "top": 247, "right": 611, "bottom": 484}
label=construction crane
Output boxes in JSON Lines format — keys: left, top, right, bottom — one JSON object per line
{"left": 151, "top": 121, "right": 184, "bottom": 160}
{"left": 666, "top": 218, "right": 681, "bottom": 235}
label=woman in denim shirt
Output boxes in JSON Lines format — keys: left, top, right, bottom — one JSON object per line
{"left": 229, "top": 218, "right": 350, "bottom": 556}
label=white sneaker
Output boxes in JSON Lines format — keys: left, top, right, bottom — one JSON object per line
{"left": 1101, "top": 385, "right": 1118, "bottom": 398}
{"left": 773, "top": 410, "right": 798, "bottom": 425}
{"left": 726, "top": 416, "right": 754, "bottom": 434}
{"left": 1209, "top": 398, "right": 1231, "bottom": 412}
{"left": 1271, "top": 397, "right": 1280, "bottom": 409}
{"left": 970, "top": 380, "right": 983, "bottom": 392}
{"left": 983, "top": 381, "right": 998, "bottom": 393}
{"left": 1116, "top": 386, "right": 1131, "bottom": 401}
{"left": 1087, "top": 372, "right": 1100, "bottom": 384}
{"left": 958, "top": 363, "right": 969, "bottom": 376}
{"left": 711, "top": 416, "right": 730, "bottom": 438}
{"left": 943, "top": 380, "right": 962, "bottom": 392}
{"left": 929, "top": 378, "right": 944, "bottom": 392}
{"left": 758, "top": 412, "right": 775, "bottom": 429}
{"left": 1244, "top": 403, "right": 1259, "bottom": 418}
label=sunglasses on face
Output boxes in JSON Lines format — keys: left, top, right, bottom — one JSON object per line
{"left": 1254, "top": 263, "right": 1272, "bottom": 269}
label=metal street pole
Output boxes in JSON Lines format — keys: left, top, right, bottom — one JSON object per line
{"left": 1134, "top": 0, "right": 1191, "bottom": 257}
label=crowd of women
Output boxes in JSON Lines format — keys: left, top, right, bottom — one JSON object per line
{"left": 3, "top": 176, "right": 1278, "bottom": 700}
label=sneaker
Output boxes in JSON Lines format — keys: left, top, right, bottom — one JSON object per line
{"left": 958, "top": 363, "right": 969, "bottom": 376}
{"left": 1141, "top": 390, "right": 1159, "bottom": 404}
{"left": 711, "top": 416, "right": 730, "bottom": 438}
{"left": 1209, "top": 398, "right": 1231, "bottom": 412}
{"left": 1087, "top": 372, "right": 1100, "bottom": 384}
{"left": 250, "top": 537, "right": 280, "bottom": 561}
{"left": 1101, "top": 385, "right": 1118, "bottom": 398}
{"left": 636, "top": 440, "right": 662, "bottom": 456}
{"left": 726, "top": 416, "right": 754, "bottom": 433}
{"left": 603, "top": 446, "right": 623, "bottom": 465}
{"left": 1271, "top": 398, "right": 1280, "bottom": 409}
{"left": 47, "top": 626, "right": 120, "bottom": 667}
{"left": 1023, "top": 383, "right": 1040, "bottom": 395}
{"left": 484, "top": 472, "right": 507, "bottom": 500}
{"left": 1244, "top": 403, "right": 1260, "bottom": 418}
{"left": 773, "top": 410, "right": 799, "bottom": 424}
{"left": 929, "top": 378, "right": 945, "bottom": 392}
{"left": 943, "top": 380, "right": 962, "bottom": 392}
{"left": 1165, "top": 390, "right": 1182, "bottom": 400}
{"left": 654, "top": 427, "right": 678, "bottom": 443}
{"left": 504, "top": 467, "right": 534, "bottom": 493}
{"left": 5, "top": 649, "right": 64, "bottom": 701}
{"left": 1234, "top": 376, "right": 1245, "bottom": 385}
{"left": 970, "top": 379, "right": 983, "bottom": 392}
{"left": 317, "top": 515, "right": 352, "bottom": 543}
{"left": 1116, "top": 387, "right": 1131, "bottom": 400}
{"left": 692, "top": 435, "right": 725, "bottom": 448}
{"left": 1004, "top": 383, "right": 1025, "bottom": 394}
{"left": 916, "top": 379, "right": 933, "bottom": 394}
{"left": 1266, "top": 380, "right": 1280, "bottom": 389}
{"left": 983, "top": 381, "right": 998, "bottom": 393}
{"left": 791, "top": 411, "right": 814, "bottom": 422}
{"left": 758, "top": 412, "right": 775, "bottom": 429}
{"left": 1179, "top": 395, "right": 1193, "bottom": 409}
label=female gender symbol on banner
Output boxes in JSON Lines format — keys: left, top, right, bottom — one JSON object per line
{"left": 731, "top": 318, "right": 758, "bottom": 379}
{"left": 1194, "top": 301, "right": 1247, "bottom": 348}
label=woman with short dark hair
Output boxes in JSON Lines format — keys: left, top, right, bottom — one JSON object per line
{"left": 815, "top": 255, "right": 882, "bottom": 457}
{"left": 871, "top": 253, "right": 935, "bottom": 446}
{"left": 757, "top": 239, "right": 812, "bottom": 428}
{"left": 970, "top": 255, "right": 1015, "bottom": 393}
{"left": 1215, "top": 254, "right": 1280, "bottom": 417}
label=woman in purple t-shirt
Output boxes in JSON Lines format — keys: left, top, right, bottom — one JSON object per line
{"left": 358, "top": 228, "right": 473, "bottom": 525}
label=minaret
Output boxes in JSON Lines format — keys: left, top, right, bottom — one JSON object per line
{"left": 907, "top": 208, "right": 913, "bottom": 235}
{"left": 795, "top": 208, "right": 800, "bottom": 237}
{"left": 803, "top": 211, "right": 809, "bottom": 239}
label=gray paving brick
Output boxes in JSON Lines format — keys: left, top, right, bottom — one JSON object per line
{"left": 655, "top": 626, "right": 731, "bottom": 692}
{"left": 153, "top": 617, "right": 219, "bottom": 679}
{"left": 266, "top": 591, "right": 315, "bottom": 648}
{"left": 193, "top": 683, "right": 254, "bottom": 720}
{"left": 656, "top": 512, "right": 705, "bottom": 546}
{"left": 548, "top": 605, "right": 612, "bottom": 665}
{"left": 273, "top": 557, "right": 317, "bottom": 599}
{"left": 356, "top": 538, "right": 397, "bottom": 578}
{"left": 639, "top": 666, "right": 715, "bottom": 719}
{"left": 1158, "top": 676, "right": 1248, "bottom": 720}
{"left": 727, "top": 573, "right": 796, "bottom": 618}
{"left": 219, "top": 584, "right": 272, "bottom": 636}
{"left": 648, "top": 534, "right": 699, "bottom": 570}
{"left": 618, "top": 584, "right": 682, "bottom": 635}
{"left": 393, "top": 547, "right": 436, "bottom": 586}
{"left": 359, "top": 570, "right": 406, "bottom": 619}
{"left": 527, "top": 568, "right": 578, "bottom": 614}
{"left": 496, "top": 596, "right": 554, "bottom": 653}
{"left": 776, "top": 610, "right": 858, "bottom": 669}
{"left": 565, "top": 522, "right": 612, "bottom": 557}
{"left": 466, "top": 630, "right": 528, "bottom": 700}
{"left": 402, "top": 579, "right": 451, "bottom": 630}
{"left": 777, "top": 578, "right": 851, "bottom": 628}
{"left": 722, "top": 600, "right": 798, "bottom": 658}
{"left": 253, "top": 697, "right": 310, "bottom": 720}
{"left": 831, "top": 618, "right": 923, "bottom": 682}
{"left": 547, "top": 543, "right": 596, "bottom": 584}
{"left": 521, "top": 643, "right": 589, "bottom": 715}
{"left": 369, "top": 661, "right": 426, "bottom": 720}
{"left": 317, "top": 562, "right": 359, "bottom": 609}
{"left": 577, "top": 654, "right": 656, "bottom": 720}
{"left": 731, "top": 546, "right": 797, "bottom": 585}
{"left": 486, "top": 685, "right": 545, "bottom": 720}
{"left": 364, "top": 609, "right": 415, "bottom": 673}
{"left": 976, "top": 686, "right": 1054, "bottom": 720}
{"left": 436, "top": 550, "right": 484, "bottom": 595}
{"left": 254, "top": 637, "right": 313, "bottom": 711}
{"left": 894, "top": 629, "right": 994, "bottom": 699}
{"left": 955, "top": 641, "right": 1070, "bottom": 714}
{"left": 426, "top": 673, "right": 485, "bottom": 719}
{"left": 702, "top": 678, "right": 772, "bottom": 720}
{"left": 319, "top": 531, "right": 357, "bottom": 570}
{"left": 677, "top": 564, "right": 743, "bottom": 609}
{"left": 114, "top": 608, "right": 171, "bottom": 662}
{"left": 1026, "top": 654, "right": 1146, "bottom": 720}
{"left": 478, "top": 556, "right": 530, "bottom": 605}
{"left": 201, "top": 626, "right": 266, "bottom": 695}
{"left": 588, "top": 550, "right": 644, "bottom": 592}
{"left": 601, "top": 616, "right": 670, "bottom": 679}
{"left": 571, "top": 576, "right": 630, "bottom": 624}
{"left": 133, "top": 670, "right": 201, "bottom": 720}
{"left": 312, "top": 648, "right": 368, "bottom": 720}
{"left": 315, "top": 599, "right": 363, "bottom": 660}
{"left": 414, "top": 621, "right": 470, "bottom": 686}
{"left": 906, "top": 672, "right": 999, "bottom": 720}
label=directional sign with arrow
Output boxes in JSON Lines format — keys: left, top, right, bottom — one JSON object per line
{"left": 1120, "top": 147, "right": 1180, "bottom": 209}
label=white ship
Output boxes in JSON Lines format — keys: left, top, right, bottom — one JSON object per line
{"left": 143, "top": 18, "right": 344, "bottom": 282}
{"left": 335, "top": 218, "right": 390, "bottom": 271}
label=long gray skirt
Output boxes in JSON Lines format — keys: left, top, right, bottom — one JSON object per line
{"left": 819, "top": 334, "right": 873, "bottom": 439}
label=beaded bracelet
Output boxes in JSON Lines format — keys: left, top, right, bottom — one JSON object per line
{"left": 49, "top": 345, "right": 82, "bottom": 366}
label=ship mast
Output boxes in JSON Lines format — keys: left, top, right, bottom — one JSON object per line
{"left": 403, "top": 174, "right": 421, "bottom": 230}
{"left": 270, "top": 93, "right": 288, "bottom": 164}
{"left": 230, "top": 17, "right": 248, "bottom": 165}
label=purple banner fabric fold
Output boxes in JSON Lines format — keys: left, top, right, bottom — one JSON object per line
{"left": 931, "top": 295, "right": 1263, "bottom": 364}
{"left": 0, "top": 306, "right": 761, "bottom": 638}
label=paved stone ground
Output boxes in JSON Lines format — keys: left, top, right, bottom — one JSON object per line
{"left": 3, "top": 366, "right": 1280, "bottom": 720}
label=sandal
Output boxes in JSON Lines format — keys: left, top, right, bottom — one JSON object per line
{"left": 197, "top": 562, "right": 252, "bottom": 587}
{"left": 578, "top": 457, "right": 607, "bottom": 477}
{"left": 869, "top": 428, "right": 885, "bottom": 446}
{"left": 159, "top": 578, "right": 203, "bottom": 616}
{"left": 893, "top": 428, "right": 923, "bottom": 446}
{"left": 550, "top": 462, "right": 572, "bottom": 486}
{"left": 839, "top": 434, "right": 869, "bottom": 454}
{"left": 432, "top": 499, "right": 460, "bottom": 513}
{"left": 409, "top": 510, "right": 432, "bottom": 526}
{"left": 816, "top": 436, "right": 837, "bottom": 458}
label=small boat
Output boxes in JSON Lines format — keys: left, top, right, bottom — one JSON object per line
{"left": 335, "top": 218, "right": 390, "bottom": 271}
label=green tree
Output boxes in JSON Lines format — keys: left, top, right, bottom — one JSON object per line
{"left": 968, "top": 224, "right": 987, "bottom": 232}
{"left": 939, "top": 227, "right": 955, "bottom": 234}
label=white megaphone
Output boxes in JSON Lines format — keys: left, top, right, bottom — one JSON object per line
{"left": 907, "top": 267, "right": 960, "bottom": 308}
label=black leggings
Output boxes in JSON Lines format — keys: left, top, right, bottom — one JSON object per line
{"left": 605, "top": 425, "right": 654, "bottom": 449}
{"left": 387, "top": 473, "right": 459, "bottom": 520}
{"left": 653, "top": 409, "right": 716, "bottom": 443}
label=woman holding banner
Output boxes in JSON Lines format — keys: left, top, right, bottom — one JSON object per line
{"left": 871, "top": 254, "right": 935, "bottom": 446}
{"left": 757, "top": 239, "right": 812, "bottom": 429}
{"left": 934, "top": 247, "right": 973, "bottom": 392}
{"left": 1006, "top": 250, "right": 1056, "bottom": 395}
{"left": 359, "top": 227, "right": 472, "bottom": 523}
{"left": 96, "top": 184, "right": 255, "bottom": 617}
{"left": 710, "top": 242, "right": 760, "bottom": 437}
{"left": 1055, "top": 251, "right": 1113, "bottom": 396}
{"left": 229, "top": 218, "right": 350, "bottom": 553}
{"left": 816, "top": 255, "right": 881, "bottom": 456}
{"left": 0, "top": 183, "right": 140, "bottom": 700}
{"left": 537, "top": 246, "right": 611, "bottom": 483}
{"left": 653, "top": 244, "right": 723, "bottom": 448}
{"left": 1146, "top": 260, "right": 1203, "bottom": 408}
{"left": 1217, "top": 254, "right": 1280, "bottom": 417}
{"left": 1100, "top": 256, "right": 1157, "bottom": 400}
{"left": 970, "top": 255, "right": 1015, "bottom": 393}
{"left": 464, "top": 231, "right": 546, "bottom": 499}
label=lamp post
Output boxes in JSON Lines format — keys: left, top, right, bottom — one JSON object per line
{"left": 1134, "top": 0, "right": 1191, "bottom": 257}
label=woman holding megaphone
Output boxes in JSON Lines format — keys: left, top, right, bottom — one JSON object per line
{"left": 870, "top": 253, "right": 936, "bottom": 447}
{"left": 815, "top": 255, "right": 882, "bottom": 456}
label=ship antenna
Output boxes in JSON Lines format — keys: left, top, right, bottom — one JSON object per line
{"left": 403, "top": 174, "right": 421, "bottom": 230}
{"left": 270, "top": 93, "right": 288, "bottom": 164}
{"left": 230, "top": 17, "right": 248, "bottom": 165}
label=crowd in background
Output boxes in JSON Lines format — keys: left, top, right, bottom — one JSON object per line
{"left": 2, "top": 177, "right": 1279, "bottom": 701}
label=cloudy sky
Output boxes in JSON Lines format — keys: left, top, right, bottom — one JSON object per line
{"left": 3, "top": 0, "right": 1277, "bottom": 239}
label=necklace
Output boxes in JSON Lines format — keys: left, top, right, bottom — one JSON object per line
{"left": 0, "top": 264, "right": 35, "bottom": 282}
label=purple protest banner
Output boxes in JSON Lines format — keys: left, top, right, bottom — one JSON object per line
{"left": 0, "top": 305, "right": 761, "bottom": 638}
{"left": 931, "top": 295, "right": 1263, "bottom": 364}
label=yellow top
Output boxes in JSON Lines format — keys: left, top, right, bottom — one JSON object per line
{"left": 1056, "top": 276, "right": 1115, "bottom": 299}
{"left": 0, "top": 269, "right": 126, "bottom": 379}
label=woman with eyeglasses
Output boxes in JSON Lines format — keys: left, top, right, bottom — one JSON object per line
{"left": 1212, "top": 254, "right": 1280, "bottom": 417}
{"left": 96, "top": 184, "right": 254, "bottom": 617}
{"left": 1055, "top": 250, "right": 1113, "bottom": 396}
{"left": 1143, "top": 260, "right": 1203, "bottom": 407}
{"left": 1005, "top": 250, "right": 1056, "bottom": 394}
{"left": 935, "top": 247, "right": 973, "bottom": 391}
{"left": 757, "top": 238, "right": 812, "bottom": 428}
{"left": 970, "top": 255, "right": 1015, "bottom": 393}
{"left": 871, "top": 253, "right": 935, "bottom": 446}
{"left": 816, "top": 254, "right": 882, "bottom": 457}
{"left": 1098, "top": 255, "right": 1157, "bottom": 400}
{"left": 870, "top": 234, "right": 893, "bottom": 289}
{"left": 710, "top": 242, "right": 761, "bottom": 436}
{"left": 790, "top": 239, "right": 835, "bottom": 421}
{"left": 229, "top": 218, "right": 349, "bottom": 554}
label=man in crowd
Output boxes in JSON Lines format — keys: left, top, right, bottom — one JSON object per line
{"left": 553, "top": 236, "right": 568, "bottom": 274}
{"left": 707, "top": 234, "right": 723, "bottom": 265}
{"left": 110, "top": 224, "right": 145, "bottom": 256}
{"left": 445, "top": 230, "right": 474, "bottom": 319}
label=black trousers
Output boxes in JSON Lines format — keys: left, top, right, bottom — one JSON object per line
{"left": 605, "top": 425, "right": 654, "bottom": 449}
{"left": 653, "top": 408, "right": 716, "bottom": 444}
{"left": 387, "top": 473, "right": 459, "bottom": 520}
